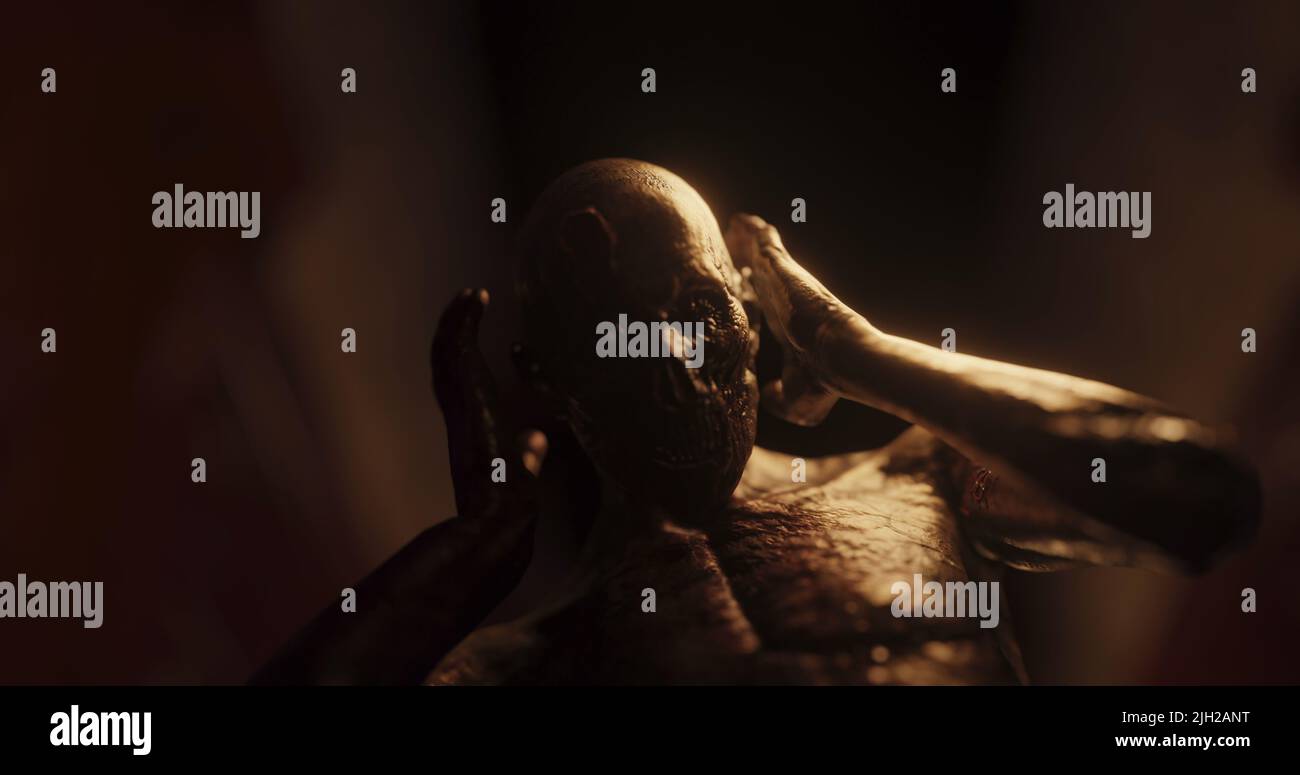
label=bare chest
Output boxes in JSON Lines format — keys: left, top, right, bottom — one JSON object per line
{"left": 431, "top": 452, "right": 1015, "bottom": 684}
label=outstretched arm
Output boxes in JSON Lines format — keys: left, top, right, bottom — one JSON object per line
{"left": 726, "top": 215, "right": 1259, "bottom": 571}
{"left": 251, "top": 290, "right": 544, "bottom": 685}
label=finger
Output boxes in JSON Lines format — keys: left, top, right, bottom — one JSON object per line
{"left": 725, "top": 213, "right": 845, "bottom": 355}
{"left": 723, "top": 212, "right": 770, "bottom": 271}
{"left": 431, "top": 288, "right": 506, "bottom": 519}
{"left": 725, "top": 213, "right": 810, "bottom": 292}
{"left": 518, "top": 429, "right": 547, "bottom": 477}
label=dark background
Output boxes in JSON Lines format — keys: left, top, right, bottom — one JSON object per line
{"left": 1, "top": 1, "right": 1297, "bottom": 683}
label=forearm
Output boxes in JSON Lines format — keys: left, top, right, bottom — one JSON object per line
{"left": 821, "top": 317, "right": 1259, "bottom": 569}
{"left": 250, "top": 514, "right": 534, "bottom": 685}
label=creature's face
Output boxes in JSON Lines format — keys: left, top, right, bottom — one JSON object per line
{"left": 518, "top": 159, "right": 759, "bottom": 520}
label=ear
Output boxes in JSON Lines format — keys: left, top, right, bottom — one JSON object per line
{"left": 556, "top": 208, "right": 619, "bottom": 305}
{"left": 560, "top": 207, "right": 615, "bottom": 263}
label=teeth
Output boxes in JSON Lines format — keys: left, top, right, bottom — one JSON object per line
{"left": 650, "top": 387, "right": 740, "bottom": 469}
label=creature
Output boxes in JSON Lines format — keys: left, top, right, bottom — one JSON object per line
{"left": 253, "top": 159, "right": 1259, "bottom": 685}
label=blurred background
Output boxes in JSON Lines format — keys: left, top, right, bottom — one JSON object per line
{"left": 1, "top": 0, "right": 1296, "bottom": 683}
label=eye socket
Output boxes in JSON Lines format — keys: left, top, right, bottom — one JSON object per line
{"left": 676, "top": 286, "right": 753, "bottom": 370}
{"left": 679, "top": 288, "right": 732, "bottom": 327}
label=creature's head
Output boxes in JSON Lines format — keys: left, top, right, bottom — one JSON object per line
{"left": 518, "top": 159, "right": 759, "bottom": 521}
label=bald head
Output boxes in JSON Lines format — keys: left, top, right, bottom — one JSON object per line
{"left": 516, "top": 159, "right": 758, "bottom": 520}
{"left": 519, "top": 159, "right": 740, "bottom": 315}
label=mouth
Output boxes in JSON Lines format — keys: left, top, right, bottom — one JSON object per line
{"left": 648, "top": 383, "right": 753, "bottom": 469}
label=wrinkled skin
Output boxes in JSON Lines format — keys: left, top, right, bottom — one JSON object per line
{"left": 516, "top": 160, "right": 759, "bottom": 520}
{"left": 253, "top": 160, "right": 1259, "bottom": 686}
{"left": 427, "top": 430, "right": 1022, "bottom": 684}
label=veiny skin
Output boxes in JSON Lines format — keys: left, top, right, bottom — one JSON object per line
{"left": 254, "top": 160, "right": 1258, "bottom": 685}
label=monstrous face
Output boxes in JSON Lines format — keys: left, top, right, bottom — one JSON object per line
{"left": 518, "top": 159, "right": 759, "bottom": 520}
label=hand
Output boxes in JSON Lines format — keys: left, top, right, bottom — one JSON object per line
{"left": 725, "top": 214, "right": 1258, "bottom": 572}
{"left": 725, "top": 213, "right": 862, "bottom": 426}
{"left": 251, "top": 289, "right": 549, "bottom": 685}
{"left": 433, "top": 288, "right": 547, "bottom": 520}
